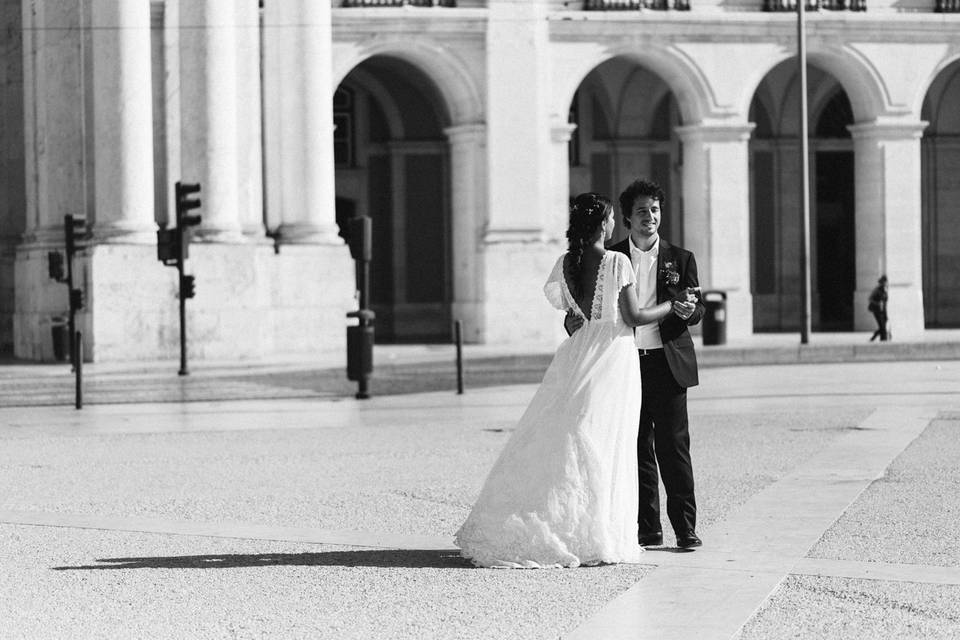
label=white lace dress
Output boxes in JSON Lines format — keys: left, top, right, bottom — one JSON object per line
{"left": 455, "top": 251, "right": 644, "bottom": 568}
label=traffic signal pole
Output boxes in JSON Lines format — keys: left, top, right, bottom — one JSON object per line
{"left": 158, "top": 182, "right": 201, "bottom": 376}
{"left": 63, "top": 214, "right": 86, "bottom": 371}
{"left": 66, "top": 223, "right": 77, "bottom": 369}
{"left": 178, "top": 257, "right": 188, "bottom": 376}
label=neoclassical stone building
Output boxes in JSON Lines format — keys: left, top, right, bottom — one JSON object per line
{"left": 1, "top": 0, "right": 958, "bottom": 361}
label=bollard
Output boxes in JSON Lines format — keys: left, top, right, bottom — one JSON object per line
{"left": 455, "top": 319, "right": 464, "bottom": 395}
{"left": 346, "top": 309, "right": 375, "bottom": 399}
{"left": 74, "top": 331, "right": 83, "bottom": 410}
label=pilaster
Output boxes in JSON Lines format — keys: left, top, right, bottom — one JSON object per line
{"left": 445, "top": 123, "right": 487, "bottom": 343}
{"left": 484, "top": 0, "right": 551, "bottom": 245}
{"left": 550, "top": 120, "right": 578, "bottom": 240}
{"left": 849, "top": 120, "right": 928, "bottom": 338}
{"left": 676, "top": 122, "right": 755, "bottom": 340}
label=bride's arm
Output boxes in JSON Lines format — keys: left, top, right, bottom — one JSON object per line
{"left": 619, "top": 285, "right": 674, "bottom": 327}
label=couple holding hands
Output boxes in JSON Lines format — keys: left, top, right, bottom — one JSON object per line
{"left": 456, "top": 179, "right": 704, "bottom": 568}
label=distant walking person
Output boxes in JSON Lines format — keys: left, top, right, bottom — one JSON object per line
{"left": 868, "top": 275, "right": 889, "bottom": 342}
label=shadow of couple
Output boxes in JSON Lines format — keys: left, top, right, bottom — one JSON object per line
{"left": 52, "top": 548, "right": 474, "bottom": 571}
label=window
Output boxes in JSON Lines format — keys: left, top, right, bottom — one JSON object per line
{"left": 334, "top": 87, "right": 356, "bottom": 168}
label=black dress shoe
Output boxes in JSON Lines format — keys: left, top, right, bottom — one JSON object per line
{"left": 676, "top": 531, "right": 702, "bottom": 549}
{"left": 638, "top": 531, "right": 663, "bottom": 546}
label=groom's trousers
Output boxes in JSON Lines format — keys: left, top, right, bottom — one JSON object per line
{"left": 636, "top": 349, "right": 697, "bottom": 536}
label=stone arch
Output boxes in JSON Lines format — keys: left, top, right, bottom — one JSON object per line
{"left": 912, "top": 49, "right": 960, "bottom": 118}
{"left": 333, "top": 40, "right": 483, "bottom": 127}
{"left": 341, "top": 67, "right": 407, "bottom": 139}
{"left": 553, "top": 44, "right": 713, "bottom": 127}
{"left": 738, "top": 44, "right": 888, "bottom": 124}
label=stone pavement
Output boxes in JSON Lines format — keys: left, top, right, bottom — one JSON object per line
{"left": 1, "top": 343, "right": 960, "bottom": 638}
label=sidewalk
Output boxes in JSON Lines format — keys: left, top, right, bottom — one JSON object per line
{"left": 4, "top": 329, "right": 960, "bottom": 408}
{"left": 1, "top": 358, "right": 959, "bottom": 638}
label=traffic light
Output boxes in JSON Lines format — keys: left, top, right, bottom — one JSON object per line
{"left": 176, "top": 182, "right": 202, "bottom": 226}
{"left": 48, "top": 251, "right": 65, "bottom": 282}
{"left": 180, "top": 274, "right": 196, "bottom": 299}
{"left": 156, "top": 227, "right": 179, "bottom": 266}
{"left": 175, "top": 182, "right": 201, "bottom": 260}
{"left": 346, "top": 215, "right": 372, "bottom": 262}
{"left": 65, "top": 214, "right": 87, "bottom": 257}
{"left": 69, "top": 288, "right": 84, "bottom": 311}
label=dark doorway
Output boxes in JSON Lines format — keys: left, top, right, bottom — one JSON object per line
{"left": 814, "top": 151, "right": 855, "bottom": 330}
{"left": 335, "top": 57, "right": 452, "bottom": 344}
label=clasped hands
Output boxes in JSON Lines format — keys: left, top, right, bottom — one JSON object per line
{"left": 564, "top": 287, "right": 699, "bottom": 335}
{"left": 671, "top": 287, "right": 699, "bottom": 321}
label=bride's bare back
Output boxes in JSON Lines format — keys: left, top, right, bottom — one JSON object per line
{"left": 565, "top": 249, "right": 605, "bottom": 320}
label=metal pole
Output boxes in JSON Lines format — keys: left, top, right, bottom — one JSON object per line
{"left": 178, "top": 261, "right": 188, "bottom": 376}
{"left": 798, "top": 0, "right": 812, "bottom": 345}
{"left": 74, "top": 331, "right": 83, "bottom": 409}
{"left": 455, "top": 319, "right": 464, "bottom": 395}
{"left": 65, "top": 218, "right": 76, "bottom": 371}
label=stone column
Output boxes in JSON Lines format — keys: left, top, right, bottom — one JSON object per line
{"left": 21, "top": 0, "right": 90, "bottom": 244}
{"left": 180, "top": 0, "right": 243, "bottom": 241}
{"left": 849, "top": 120, "right": 928, "bottom": 337}
{"left": 676, "top": 122, "right": 755, "bottom": 340}
{"left": 484, "top": 0, "right": 550, "bottom": 244}
{"left": 90, "top": 0, "right": 155, "bottom": 242}
{"left": 236, "top": 0, "right": 265, "bottom": 239}
{"left": 262, "top": 0, "right": 338, "bottom": 244}
{"left": 445, "top": 123, "right": 486, "bottom": 342}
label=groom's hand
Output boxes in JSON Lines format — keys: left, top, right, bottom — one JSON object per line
{"left": 672, "top": 300, "right": 696, "bottom": 321}
{"left": 564, "top": 310, "right": 583, "bottom": 336}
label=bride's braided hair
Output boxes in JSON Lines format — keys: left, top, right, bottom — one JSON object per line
{"left": 565, "top": 192, "right": 612, "bottom": 302}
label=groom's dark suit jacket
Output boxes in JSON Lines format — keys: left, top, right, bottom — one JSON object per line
{"left": 610, "top": 238, "right": 705, "bottom": 389}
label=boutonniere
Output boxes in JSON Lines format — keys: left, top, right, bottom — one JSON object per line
{"left": 660, "top": 261, "right": 680, "bottom": 286}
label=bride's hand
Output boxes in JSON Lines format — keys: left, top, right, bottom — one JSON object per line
{"left": 671, "top": 287, "right": 699, "bottom": 304}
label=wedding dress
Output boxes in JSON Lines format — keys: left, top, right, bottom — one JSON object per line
{"left": 455, "top": 251, "right": 644, "bottom": 568}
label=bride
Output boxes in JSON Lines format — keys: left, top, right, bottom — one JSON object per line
{"left": 455, "top": 192, "right": 694, "bottom": 568}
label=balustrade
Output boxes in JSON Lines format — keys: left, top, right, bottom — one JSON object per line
{"left": 763, "top": 0, "right": 866, "bottom": 10}
{"left": 584, "top": 0, "right": 690, "bottom": 10}
{"left": 341, "top": 0, "right": 456, "bottom": 7}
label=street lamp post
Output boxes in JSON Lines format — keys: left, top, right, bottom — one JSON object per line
{"left": 798, "top": 0, "right": 812, "bottom": 344}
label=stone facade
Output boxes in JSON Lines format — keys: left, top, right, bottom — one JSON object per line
{"left": 1, "top": 0, "right": 958, "bottom": 361}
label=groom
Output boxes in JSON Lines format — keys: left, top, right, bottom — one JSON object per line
{"left": 567, "top": 179, "right": 705, "bottom": 549}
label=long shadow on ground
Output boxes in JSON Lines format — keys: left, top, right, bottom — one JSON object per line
{"left": 52, "top": 549, "right": 475, "bottom": 571}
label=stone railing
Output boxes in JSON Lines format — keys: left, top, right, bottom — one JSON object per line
{"left": 763, "top": 0, "right": 866, "bottom": 9}
{"left": 584, "top": 0, "right": 691, "bottom": 10}
{"left": 935, "top": 0, "right": 960, "bottom": 10}
{"left": 341, "top": 0, "right": 457, "bottom": 7}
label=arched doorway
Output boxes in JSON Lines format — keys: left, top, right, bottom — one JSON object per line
{"left": 567, "top": 58, "right": 683, "bottom": 245}
{"left": 921, "top": 59, "right": 960, "bottom": 327}
{"left": 749, "top": 63, "right": 856, "bottom": 331}
{"left": 334, "top": 56, "right": 452, "bottom": 343}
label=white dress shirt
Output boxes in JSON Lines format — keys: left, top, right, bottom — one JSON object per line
{"left": 629, "top": 235, "right": 663, "bottom": 349}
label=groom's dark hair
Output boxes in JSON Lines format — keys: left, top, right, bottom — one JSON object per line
{"left": 619, "top": 179, "right": 665, "bottom": 229}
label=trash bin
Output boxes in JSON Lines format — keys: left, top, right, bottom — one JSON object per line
{"left": 50, "top": 317, "right": 69, "bottom": 362}
{"left": 701, "top": 291, "right": 727, "bottom": 346}
{"left": 346, "top": 323, "right": 374, "bottom": 382}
